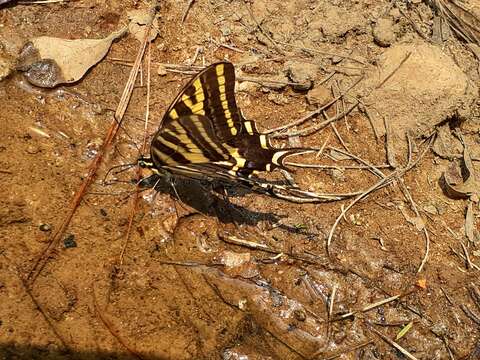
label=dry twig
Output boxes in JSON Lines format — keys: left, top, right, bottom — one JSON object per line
{"left": 366, "top": 322, "right": 419, "bottom": 360}
{"left": 181, "top": 0, "right": 195, "bottom": 23}
{"left": 93, "top": 286, "right": 145, "bottom": 359}
{"left": 119, "top": 41, "right": 153, "bottom": 265}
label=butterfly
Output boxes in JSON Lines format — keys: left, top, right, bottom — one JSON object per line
{"left": 138, "top": 61, "right": 331, "bottom": 203}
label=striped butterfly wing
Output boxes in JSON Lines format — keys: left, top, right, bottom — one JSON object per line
{"left": 161, "top": 62, "right": 242, "bottom": 143}
{"left": 144, "top": 61, "right": 321, "bottom": 202}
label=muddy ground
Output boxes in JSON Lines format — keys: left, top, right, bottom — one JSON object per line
{"left": 1, "top": 0, "right": 480, "bottom": 359}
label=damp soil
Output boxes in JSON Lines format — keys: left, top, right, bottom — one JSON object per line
{"left": 0, "top": 1, "right": 480, "bottom": 359}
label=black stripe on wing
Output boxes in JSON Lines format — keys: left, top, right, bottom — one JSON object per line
{"left": 150, "top": 115, "right": 231, "bottom": 168}
{"left": 161, "top": 62, "right": 243, "bottom": 143}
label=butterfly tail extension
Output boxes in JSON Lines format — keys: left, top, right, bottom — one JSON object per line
{"left": 246, "top": 177, "right": 342, "bottom": 203}
{"left": 271, "top": 148, "right": 318, "bottom": 171}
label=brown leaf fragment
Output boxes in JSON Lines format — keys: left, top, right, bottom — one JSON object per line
{"left": 443, "top": 144, "right": 480, "bottom": 200}
{"left": 17, "top": 27, "right": 127, "bottom": 87}
{"left": 399, "top": 203, "right": 425, "bottom": 231}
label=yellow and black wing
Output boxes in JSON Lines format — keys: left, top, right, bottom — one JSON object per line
{"left": 140, "top": 62, "right": 321, "bottom": 201}
{"left": 161, "top": 62, "right": 242, "bottom": 142}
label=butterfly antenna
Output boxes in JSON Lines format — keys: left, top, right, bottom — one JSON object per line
{"left": 103, "top": 163, "right": 137, "bottom": 184}
{"left": 112, "top": 116, "right": 143, "bottom": 154}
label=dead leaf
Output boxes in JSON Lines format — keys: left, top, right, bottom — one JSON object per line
{"left": 416, "top": 278, "right": 427, "bottom": 289}
{"left": 18, "top": 28, "right": 126, "bottom": 87}
{"left": 443, "top": 143, "right": 480, "bottom": 200}
{"left": 127, "top": 9, "right": 159, "bottom": 42}
{"left": 399, "top": 203, "right": 425, "bottom": 231}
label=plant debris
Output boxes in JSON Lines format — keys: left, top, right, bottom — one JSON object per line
{"left": 17, "top": 27, "right": 127, "bottom": 87}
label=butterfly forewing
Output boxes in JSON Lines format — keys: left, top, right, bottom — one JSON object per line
{"left": 162, "top": 62, "right": 242, "bottom": 142}
{"left": 150, "top": 115, "right": 232, "bottom": 168}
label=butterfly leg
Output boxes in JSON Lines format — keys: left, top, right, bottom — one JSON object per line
{"left": 279, "top": 169, "right": 300, "bottom": 188}
{"left": 167, "top": 177, "right": 193, "bottom": 218}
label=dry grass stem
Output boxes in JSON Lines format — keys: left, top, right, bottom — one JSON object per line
{"left": 337, "top": 294, "right": 401, "bottom": 320}
{"left": 93, "top": 286, "right": 145, "bottom": 359}
{"left": 273, "top": 101, "right": 359, "bottom": 139}
{"left": 397, "top": 178, "right": 430, "bottom": 273}
{"left": 366, "top": 322, "right": 419, "bottom": 360}
{"left": 181, "top": 0, "right": 196, "bottom": 23}
{"left": 327, "top": 136, "right": 434, "bottom": 254}
{"left": 268, "top": 76, "right": 364, "bottom": 135}
{"left": 119, "top": 41, "right": 153, "bottom": 265}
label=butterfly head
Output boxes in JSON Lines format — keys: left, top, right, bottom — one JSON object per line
{"left": 137, "top": 156, "right": 155, "bottom": 169}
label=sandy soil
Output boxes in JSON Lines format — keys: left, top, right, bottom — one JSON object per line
{"left": 0, "top": 0, "right": 479, "bottom": 359}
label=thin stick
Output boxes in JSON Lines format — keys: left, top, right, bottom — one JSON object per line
{"left": 366, "top": 322, "right": 419, "bottom": 360}
{"left": 266, "top": 75, "right": 364, "bottom": 135}
{"left": 285, "top": 163, "right": 391, "bottom": 170}
{"left": 335, "top": 294, "right": 401, "bottom": 320}
{"left": 327, "top": 284, "right": 338, "bottom": 341}
{"left": 220, "top": 235, "right": 325, "bottom": 265}
{"left": 327, "top": 146, "right": 386, "bottom": 179}
{"left": 326, "top": 174, "right": 392, "bottom": 254}
{"left": 16, "top": 270, "right": 68, "bottom": 350}
{"left": 93, "top": 286, "right": 144, "bottom": 359}
{"left": 450, "top": 246, "right": 480, "bottom": 271}
{"left": 327, "top": 136, "right": 434, "bottom": 254}
{"left": 461, "top": 242, "right": 473, "bottom": 270}
{"left": 26, "top": 18, "right": 154, "bottom": 287}
{"left": 330, "top": 121, "right": 350, "bottom": 152}
{"left": 272, "top": 101, "right": 359, "bottom": 138}
{"left": 359, "top": 102, "right": 381, "bottom": 142}
{"left": 119, "top": 41, "right": 153, "bottom": 265}
{"left": 375, "top": 51, "right": 412, "bottom": 89}
{"left": 181, "top": 0, "right": 195, "bottom": 23}
{"left": 334, "top": 79, "right": 350, "bottom": 129}
{"left": 397, "top": 178, "right": 430, "bottom": 273}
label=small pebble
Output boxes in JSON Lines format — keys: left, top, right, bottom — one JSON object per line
{"left": 63, "top": 234, "right": 77, "bottom": 249}
{"left": 293, "top": 309, "right": 306, "bottom": 321}
{"left": 331, "top": 56, "right": 343, "bottom": 64}
{"left": 373, "top": 18, "right": 396, "bottom": 47}
{"left": 100, "top": 209, "right": 107, "bottom": 217}
{"left": 157, "top": 64, "right": 167, "bottom": 76}
{"left": 26, "top": 145, "right": 41, "bottom": 154}
{"left": 39, "top": 223, "right": 51, "bottom": 232}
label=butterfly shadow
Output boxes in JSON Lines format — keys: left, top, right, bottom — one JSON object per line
{"left": 139, "top": 174, "right": 316, "bottom": 236}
